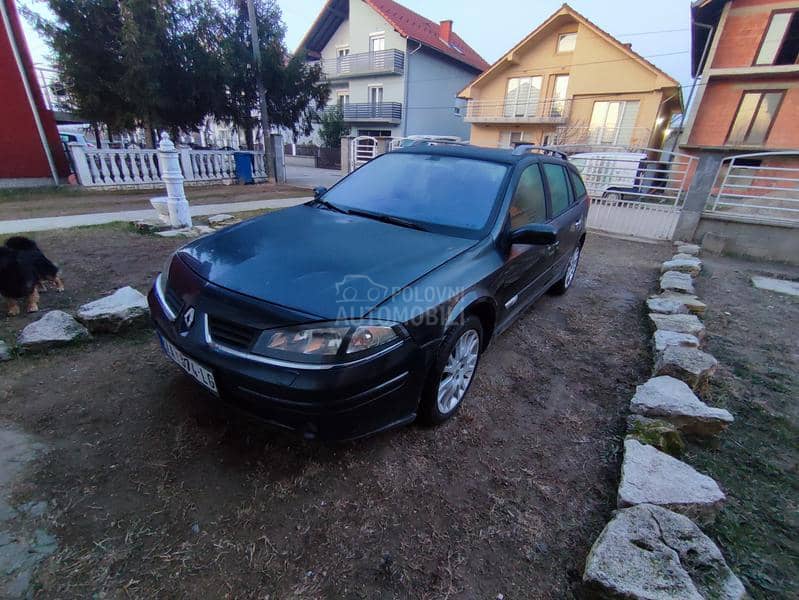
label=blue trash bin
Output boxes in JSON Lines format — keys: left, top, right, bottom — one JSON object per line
{"left": 233, "top": 152, "right": 254, "bottom": 184}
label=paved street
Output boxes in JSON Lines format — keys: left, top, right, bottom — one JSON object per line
{"left": 285, "top": 164, "right": 344, "bottom": 189}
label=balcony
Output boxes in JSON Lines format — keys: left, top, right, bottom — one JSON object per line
{"left": 464, "top": 98, "right": 572, "bottom": 124}
{"left": 327, "top": 102, "right": 403, "bottom": 124}
{"left": 320, "top": 49, "right": 405, "bottom": 80}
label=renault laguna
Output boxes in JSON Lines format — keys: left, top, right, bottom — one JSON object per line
{"left": 149, "top": 143, "right": 589, "bottom": 440}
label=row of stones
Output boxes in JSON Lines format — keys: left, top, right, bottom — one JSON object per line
{"left": 583, "top": 243, "right": 746, "bottom": 599}
{"left": 0, "top": 286, "right": 150, "bottom": 360}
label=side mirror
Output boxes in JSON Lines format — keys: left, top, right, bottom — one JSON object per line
{"left": 509, "top": 223, "right": 558, "bottom": 245}
{"left": 313, "top": 186, "right": 328, "bottom": 199}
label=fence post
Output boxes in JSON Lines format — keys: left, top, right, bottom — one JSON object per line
{"left": 158, "top": 133, "right": 192, "bottom": 228}
{"left": 672, "top": 152, "right": 723, "bottom": 242}
{"left": 68, "top": 143, "right": 93, "bottom": 185}
{"left": 270, "top": 133, "right": 286, "bottom": 183}
{"left": 341, "top": 136, "right": 353, "bottom": 175}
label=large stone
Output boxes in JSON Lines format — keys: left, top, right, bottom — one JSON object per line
{"left": 661, "top": 258, "right": 702, "bottom": 277}
{"left": 672, "top": 253, "right": 696, "bottom": 261}
{"left": 660, "top": 271, "right": 695, "bottom": 295}
{"left": 751, "top": 276, "right": 799, "bottom": 298}
{"left": 583, "top": 503, "right": 746, "bottom": 600}
{"left": 76, "top": 286, "right": 150, "bottom": 333}
{"left": 618, "top": 439, "right": 725, "bottom": 523}
{"left": 0, "top": 341, "right": 11, "bottom": 362}
{"left": 649, "top": 314, "right": 705, "bottom": 339}
{"left": 654, "top": 346, "right": 718, "bottom": 390}
{"left": 657, "top": 293, "right": 706, "bottom": 316}
{"left": 631, "top": 376, "right": 734, "bottom": 436}
{"left": 647, "top": 296, "right": 689, "bottom": 315}
{"left": 677, "top": 244, "right": 700, "bottom": 256}
{"left": 156, "top": 225, "right": 214, "bottom": 238}
{"left": 626, "top": 415, "right": 685, "bottom": 457}
{"left": 17, "top": 311, "right": 90, "bottom": 351}
{"left": 207, "top": 213, "right": 240, "bottom": 226}
{"left": 653, "top": 330, "right": 699, "bottom": 353}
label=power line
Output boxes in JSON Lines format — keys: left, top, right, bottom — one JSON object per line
{"left": 616, "top": 28, "right": 690, "bottom": 37}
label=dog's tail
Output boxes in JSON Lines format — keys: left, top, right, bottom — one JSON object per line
{"left": 4, "top": 236, "right": 39, "bottom": 251}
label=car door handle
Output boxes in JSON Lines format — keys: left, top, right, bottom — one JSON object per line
{"left": 545, "top": 241, "right": 559, "bottom": 255}
{"left": 573, "top": 218, "right": 583, "bottom": 231}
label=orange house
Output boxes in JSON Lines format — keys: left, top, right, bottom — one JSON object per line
{"left": 681, "top": 0, "right": 799, "bottom": 155}
{"left": 457, "top": 4, "right": 682, "bottom": 150}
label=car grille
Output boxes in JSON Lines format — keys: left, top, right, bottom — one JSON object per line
{"left": 207, "top": 316, "right": 259, "bottom": 351}
{"left": 165, "top": 287, "right": 183, "bottom": 314}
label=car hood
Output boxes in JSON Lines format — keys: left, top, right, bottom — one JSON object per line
{"left": 179, "top": 204, "right": 476, "bottom": 320}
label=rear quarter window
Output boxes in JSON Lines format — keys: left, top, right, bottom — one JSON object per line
{"left": 543, "top": 163, "right": 572, "bottom": 216}
{"left": 568, "top": 168, "right": 588, "bottom": 199}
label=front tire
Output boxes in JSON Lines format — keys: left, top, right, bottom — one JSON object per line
{"left": 420, "top": 316, "right": 483, "bottom": 425}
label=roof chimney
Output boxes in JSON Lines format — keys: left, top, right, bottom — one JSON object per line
{"left": 439, "top": 20, "right": 453, "bottom": 44}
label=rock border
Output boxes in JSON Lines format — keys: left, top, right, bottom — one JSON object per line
{"left": 582, "top": 241, "right": 746, "bottom": 598}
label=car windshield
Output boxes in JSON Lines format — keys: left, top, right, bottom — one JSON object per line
{"left": 322, "top": 153, "right": 509, "bottom": 236}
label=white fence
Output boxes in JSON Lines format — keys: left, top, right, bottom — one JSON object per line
{"left": 69, "top": 144, "right": 268, "bottom": 188}
{"left": 707, "top": 151, "right": 799, "bottom": 224}
{"left": 552, "top": 145, "right": 697, "bottom": 241}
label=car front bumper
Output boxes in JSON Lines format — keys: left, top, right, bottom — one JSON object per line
{"left": 148, "top": 284, "right": 429, "bottom": 441}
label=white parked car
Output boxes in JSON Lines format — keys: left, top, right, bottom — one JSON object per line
{"left": 570, "top": 152, "right": 669, "bottom": 202}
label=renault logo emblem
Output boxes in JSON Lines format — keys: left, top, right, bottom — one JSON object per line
{"left": 182, "top": 307, "right": 195, "bottom": 330}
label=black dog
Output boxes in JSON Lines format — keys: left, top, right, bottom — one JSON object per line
{"left": 0, "top": 237, "right": 63, "bottom": 316}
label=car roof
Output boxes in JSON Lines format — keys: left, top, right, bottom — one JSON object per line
{"left": 392, "top": 144, "right": 571, "bottom": 167}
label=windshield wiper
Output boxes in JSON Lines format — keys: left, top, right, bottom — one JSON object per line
{"left": 344, "top": 208, "right": 428, "bottom": 232}
{"left": 310, "top": 198, "right": 347, "bottom": 214}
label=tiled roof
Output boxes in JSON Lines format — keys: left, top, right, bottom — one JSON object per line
{"left": 365, "top": 0, "right": 489, "bottom": 72}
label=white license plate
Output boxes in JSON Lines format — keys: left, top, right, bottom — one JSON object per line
{"left": 160, "top": 335, "right": 218, "bottom": 395}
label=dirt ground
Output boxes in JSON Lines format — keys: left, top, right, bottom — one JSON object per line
{"left": 0, "top": 183, "right": 309, "bottom": 221}
{"left": 0, "top": 227, "right": 671, "bottom": 598}
{"left": 686, "top": 254, "right": 799, "bottom": 599}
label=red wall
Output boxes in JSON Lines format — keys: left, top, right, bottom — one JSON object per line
{"left": 711, "top": 0, "right": 777, "bottom": 69}
{"left": 0, "top": 0, "right": 69, "bottom": 180}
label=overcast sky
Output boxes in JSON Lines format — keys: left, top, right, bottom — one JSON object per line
{"left": 23, "top": 0, "right": 695, "bottom": 89}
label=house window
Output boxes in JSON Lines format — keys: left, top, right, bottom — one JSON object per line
{"left": 727, "top": 91, "right": 784, "bottom": 145}
{"left": 337, "top": 47, "right": 350, "bottom": 58}
{"left": 368, "top": 86, "right": 384, "bottom": 105}
{"left": 550, "top": 74, "right": 570, "bottom": 117}
{"left": 336, "top": 92, "right": 350, "bottom": 107}
{"left": 557, "top": 33, "right": 577, "bottom": 53}
{"left": 369, "top": 34, "right": 385, "bottom": 52}
{"left": 589, "top": 100, "right": 640, "bottom": 145}
{"left": 504, "top": 76, "right": 542, "bottom": 118}
{"left": 336, "top": 47, "right": 350, "bottom": 74}
{"left": 499, "top": 131, "right": 527, "bottom": 147}
{"left": 755, "top": 11, "right": 799, "bottom": 65}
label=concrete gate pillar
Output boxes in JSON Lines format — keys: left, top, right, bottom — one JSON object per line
{"left": 673, "top": 151, "right": 724, "bottom": 242}
{"left": 158, "top": 132, "right": 192, "bottom": 229}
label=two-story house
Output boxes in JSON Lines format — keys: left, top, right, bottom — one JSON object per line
{"left": 457, "top": 4, "right": 682, "bottom": 150}
{"left": 298, "top": 0, "right": 488, "bottom": 140}
{"left": 680, "top": 0, "right": 799, "bottom": 166}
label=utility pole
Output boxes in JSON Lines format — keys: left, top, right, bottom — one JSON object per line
{"left": 246, "top": 0, "right": 276, "bottom": 182}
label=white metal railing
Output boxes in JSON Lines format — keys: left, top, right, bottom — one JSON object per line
{"left": 68, "top": 145, "right": 268, "bottom": 187}
{"left": 708, "top": 151, "right": 799, "bottom": 223}
{"left": 552, "top": 126, "right": 652, "bottom": 148}
{"left": 465, "top": 98, "right": 572, "bottom": 122}
{"left": 552, "top": 145, "right": 697, "bottom": 240}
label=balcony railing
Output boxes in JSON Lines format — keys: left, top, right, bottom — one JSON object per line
{"left": 465, "top": 98, "right": 572, "bottom": 124}
{"left": 320, "top": 49, "right": 405, "bottom": 79}
{"left": 327, "top": 102, "right": 403, "bottom": 124}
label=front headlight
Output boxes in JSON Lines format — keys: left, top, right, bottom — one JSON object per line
{"left": 157, "top": 254, "right": 174, "bottom": 296}
{"left": 253, "top": 321, "right": 402, "bottom": 363}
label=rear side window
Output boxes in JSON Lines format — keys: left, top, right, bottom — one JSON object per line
{"left": 543, "top": 163, "right": 572, "bottom": 216}
{"left": 568, "top": 168, "right": 588, "bottom": 198}
{"left": 509, "top": 164, "right": 547, "bottom": 229}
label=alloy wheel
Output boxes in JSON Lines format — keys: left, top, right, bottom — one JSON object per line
{"left": 565, "top": 245, "right": 581, "bottom": 288}
{"left": 437, "top": 329, "right": 480, "bottom": 414}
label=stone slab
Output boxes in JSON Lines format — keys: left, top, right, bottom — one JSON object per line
{"left": 654, "top": 346, "right": 718, "bottom": 390}
{"left": 76, "top": 286, "right": 150, "bottom": 333}
{"left": 653, "top": 330, "right": 700, "bottom": 353}
{"left": 751, "top": 276, "right": 799, "bottom": 298}
{"left": 649, "top": 314, "right": 705, "bottom": 339}
{"left": 660, "top": 271, "right": 695, "bottom": 295}
{"left": 17, "top": 311, "right": 90, "bottom": 351}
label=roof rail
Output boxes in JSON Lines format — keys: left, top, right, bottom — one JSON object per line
{"left": 409, "top": 139, "right": 471, "bottom": 148}
{"left": 511, "top": 144, "right": 569, "bottom": 160}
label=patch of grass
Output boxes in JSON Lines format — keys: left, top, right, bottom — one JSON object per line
{"left": 686, "top": 371, "right": 799, "bottom": 599}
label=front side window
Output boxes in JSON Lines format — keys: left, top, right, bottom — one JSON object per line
{"left": 509, "top": 164, "right": 547, "bottom": 229}
{"left": 727, "top": 91, "right": 784, "bottom": 145}
{"left": 557, "top": 33, "right": 577, "bottom": 53}
{"left": 755, "top": 11, "right": 799, "bottom": 65}
{"left": 543, "top": 163, "right": 573, "bottom": 216}
{"left": 323, "top": 153, "right": 509, "bottom": 236}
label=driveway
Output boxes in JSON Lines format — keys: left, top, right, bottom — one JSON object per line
{"left": 0, "top": 227, "right": 670, "bottom": 597}
{"left": 286, "top": 164, "right": 344, "bottom": 189}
